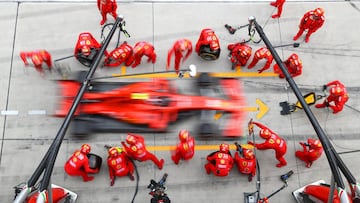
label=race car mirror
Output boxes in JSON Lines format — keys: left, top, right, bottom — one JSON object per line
{"left": 188, "top": 64, "right": 197, "bottom": 77}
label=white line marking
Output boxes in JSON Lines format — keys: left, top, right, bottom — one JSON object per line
{"left": 28, "top": 110, "right": 47, "bottom": 115}
{"left": 1, "top": 110, "right": 19, "bottom": 115}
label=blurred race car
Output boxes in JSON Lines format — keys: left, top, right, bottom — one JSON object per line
{"left": 195, "top": 28, "right": 221, "bottom": 60}
{"left": 55, "top": 72, "right": 246, "bottom": 139}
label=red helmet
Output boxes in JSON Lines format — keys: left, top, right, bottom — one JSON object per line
{"left": 179, "top": 129, "right": 189, "bottom": 142}
{"left": 39, "top": 50, "right": 50, "bottom": 61}
{"left": 289, "top": 53, "right": 299, "bottom": 60}
{"left": 243, "top": 149, "right": 255, "bottom": 160}
{"left": 308, "top": 139, "right": 322, "bottom": 149}
{"left": 330, "top": 86, "right": 344, "bottom": 96}
{"left": 80, "top": 144, "right": 91, "bottom": 154}
{"left": 259, "top": 129, "right": 271, "bottom": 139}
{"left": 126, "top": 134, "right": 137, "bottom": 145}
{"left": 219, "top": 143, "right": 229, "bottom": 153}
{"left": 108, "top": 147, "right": 119, "bottom": 157}
{"left": 314, "top": 8, "right": 324, "bottom": 17}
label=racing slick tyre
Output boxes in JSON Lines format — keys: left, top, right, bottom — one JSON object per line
{"left": 76, "top": 49, "right": 98, "bottom": 67}
{"left": 199, "top": 45, "right": 220, "bottom": 61}
{"left": 151, "top": 196, "right": 170, "bottom": 203}
{"left": 196, "top": 122, "right": 220, "bottom": 140}
{"left": 197, "top": 72, "right": 218, "bottom": 87}
{"left": 87, "top": 153, "right": 102, "bottom": 172}
{"left": 73, "top": 70, "right": 88, "bottom": 83}
{"left": 71, "top": 118, "right": 92, "bottom": 135}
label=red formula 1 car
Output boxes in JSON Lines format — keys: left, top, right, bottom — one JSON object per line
{"left": 55, "top": 72, "right": 246, "bottom": 139}
{"left": 195, "top": 28, "right": 221, "bottom": 60}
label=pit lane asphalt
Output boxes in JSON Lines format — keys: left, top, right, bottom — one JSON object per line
{"left": 1, "top": 1, "right": 360, "bottom": 202}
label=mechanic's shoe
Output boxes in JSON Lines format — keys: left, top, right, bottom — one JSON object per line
{"left": 276, "top": 162, "right": 287, "bottom": 168}
{"left": 305, "top": 36, "right": 310, "bottom": 43}
{"left": 171, "top": 155, "right": 179, "bottom": 165}
{"left": 129, "top": 173, "right": 135, "bottom": 181}
{"left": 272, "top": 14, "right": 280, "bottom": 19}
{"left": 205, "top": 165, "right": 211, "bottom": 174}
{"left": 247, "top": 63, "right": 255, "bottom": 69}
{"left": 293, "top": 35, "right": 300, "bottom": 41}
{"left": 305, "top": 162, "right": 312, "bottom": 168}
{"left": 248, "top": 175, "right": 253, "bottom": 182}
{"left": 100, "top": 19, "right": 106, "bottom": 26}
{"left": 270, "top": 1, "right": 276, "bottom": 6}
{"left": 315, "top": 103, "right": 325, "bottom": 108}
{"left": 84, "top": 176, "right": 95, "bottom": 182}
{"left": 158, "top": 159, "right": 165, "bottom": 170}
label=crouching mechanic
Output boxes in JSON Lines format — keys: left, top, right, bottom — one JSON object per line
{"left": 247, "top": 47, "right": 273, "bottom": 73}
{"left": 227, "top": 42, "right": 252, "bottom": 69}
{"left": 64, "top": 144, "right": 99, "bottom": 182}
{"left": 204, "top": 143, "right": 234, "bottom": 177}
{"left": 171, "top": 129, "right": 195, "bottom": 164}
{"left": 295, "top": 138, "right": 323, "bottom": 168}
{"left": 315, "top": 80, "right": 349, "bottom": 114}
{"left": 121, "top": 133, "right": 165, "bottom": 169}
{"left": 233, "top": 142, "right": 256, "bottom": 181}
{"left": 273, "top": 53, "right": 303, "bottom": 79}
{"left": 20, "top": 50, "right": 52, "bottom": 76}
{"left": 107, "top": 146, "right": 135, "bottom": 186}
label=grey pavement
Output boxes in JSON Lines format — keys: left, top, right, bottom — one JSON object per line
{"left": 1, "top": 0, "right": 360, "bottom": 203}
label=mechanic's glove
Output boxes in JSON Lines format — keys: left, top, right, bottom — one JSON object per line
{"left": 110, "top": 177, "right": 115, "bottom": 186}
{"left": 322, "top": 85, "right": 327, "bottom": 91}
{"left": 247, "top": 141, "right": 254, "bottom": 146}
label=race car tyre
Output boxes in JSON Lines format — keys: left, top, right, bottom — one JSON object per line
{"left": 71, "top": 118, "right": 92, "bottom": 135}
{"left": 199, "top": 45, "right": 220, "bottom": 61}
{"left": 87, "top": 153, "right": 102, "bottom": 172}
{"left": 75, "top": 70, "right": 88, "bottom": 83}
{"left": 197, "top": 72, "right": 218, "bottom": 87}
{"left": 196, "top": 122, "right": 220, "bottom": 139}
{"left": 76, "top": 49, "right": 97, "bottom": 67}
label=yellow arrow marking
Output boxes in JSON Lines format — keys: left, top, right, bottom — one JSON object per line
{"left": 145, "top": 144, "right": 254, "bottom": 151}
{"left": 213, "top": 99, "right": 269, "bottom": 120}
{"left": 255, "top": 98, "right": 269, "bottom": 120}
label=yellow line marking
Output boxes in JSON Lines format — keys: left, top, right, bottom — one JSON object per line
{"left": 111, "top": 67, "right": 278, "bottom": 79}
{"left": 145, "top": 144, "right": 254, "bottom": 151}
{"left": 121, "top": 66, "right": 126, "bottom": 75}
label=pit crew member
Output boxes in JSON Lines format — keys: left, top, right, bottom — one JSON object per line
{"left": 233, "top": 142, "right": 256, "bottom": 181}
{"left": 64, "top": 144, "right": 99, "bottom": 182}
{"left": 315, "top": 80, "right": 349, "bottom": 114}
{"left": 293, "top": 7, "right": 325, "bottom": 43}
{"left": 121, "top": 133, "right": 164, "bottom": 169}
{"left": 273, "top": 53, "right": 303, "bottom": 78}
{"left": 270, "top": 0, "right": 286, "bottom": 18}
{"left": 20, "top": 50, "right": 52, "bottom": 76}
{"left": 107, "top": 146, "right": 135, "bottom": 186}
{"left": 131, "top": 41, "right": 157, "bottom": 68}
{"left": 204, "top": 143, "right": 234, "bottom": 177}
{"left": 171, "top": 129, "right": 195, "bottom": 165}
{"left": 247, "top": 47, "right": 273, "bottom": 73}
{"left": 104, "top": 42, "right": 134, "bottom": 67}
{"left": 227, "top": 42, "right": 252, "bottom": 69}
{"left": 295, "top": 138, "right": 323, "bottom": 168}
{"left": 97, "top": 0, "right": 118, "bottom": 25}
{"left": 249, "top": 121, "right": 287, "bottom": 167}
{"left": 167, "top": 39, "right": 192, "bottom": 74}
